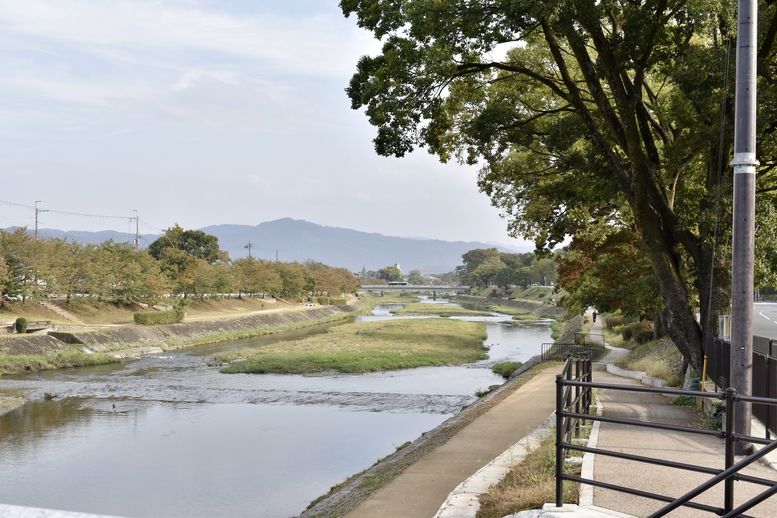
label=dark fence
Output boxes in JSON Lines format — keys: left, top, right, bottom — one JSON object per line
{"left": 541, "top": 342, "right": 593, "bottom": 361}
{"left": 705, "top": 335, "right": 777, "bottom": 436}
{"left": 555, "top": 355, "right": 777, "bottom": 516}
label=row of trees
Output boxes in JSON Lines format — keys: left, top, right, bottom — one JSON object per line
{"left": 0, "top": 226, "right": 360, "bottom": 305}
{"left": 455, "top": 248, "right": 556, "bottom": 289}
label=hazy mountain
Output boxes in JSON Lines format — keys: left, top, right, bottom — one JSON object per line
{"left": 26, "top": 218, "right": 531, "bottom": 273}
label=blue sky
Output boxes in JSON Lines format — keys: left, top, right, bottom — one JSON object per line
{"left": 0, "top": 0, "right": 531, "bottom": 250}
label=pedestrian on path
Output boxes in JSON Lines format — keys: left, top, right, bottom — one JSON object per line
{"left": 592, "top": 310, "right": 597, "bottom": 323}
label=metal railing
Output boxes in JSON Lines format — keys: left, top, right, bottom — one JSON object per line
{"left": 554, "top": 355, "right": 777, "bottom": 516}
{"left": 542, "top": 342, "right": 594, "bottom": 361}
{"left": 705, "top": 335, "right": 777, "bottom": 436}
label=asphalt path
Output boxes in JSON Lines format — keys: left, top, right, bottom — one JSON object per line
{"left": 752, "top": 301, "right": 777, "bottom": 339}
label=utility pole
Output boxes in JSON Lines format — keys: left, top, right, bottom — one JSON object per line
{"left": 730, "top": 0, "right": 759, "bottom": 453}
{"left": 34, "top": 200, "right": 48, "bottom": 241}
{"left": 133, "top": 210, "right": 140, "bottom": 248}
{"left": 275, "top": 248, "right": 281, "bottom": 262}
{"left": 245, "top": 241, "right": 254, "bottom": 259}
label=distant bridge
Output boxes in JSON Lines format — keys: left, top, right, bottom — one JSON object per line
{"left": 359, "top": 284, "right": 470, "bottom": 292}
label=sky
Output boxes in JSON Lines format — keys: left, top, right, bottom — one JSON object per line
{"left": 0, "top": 0, "right": 532, "bottom": 251}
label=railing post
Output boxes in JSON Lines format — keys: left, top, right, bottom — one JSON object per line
{"left": 555, "top": 373, "right": 565, "bottom": 507}
{"left": 565, "top": 356, "right": 574, "bottom": 442}
{"left": 724, "top": 387, "right": 737, "bottom": 514}
{"left": 585, "top": 356, "right": 592, "bottom": 414}
{"left": 574, "top": 357, "right": 581, "bottom": 437}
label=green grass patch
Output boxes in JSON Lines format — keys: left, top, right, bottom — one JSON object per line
{"left": 359, "top": 292, "right": 421, "bottom": 305}
{"left": 673, "top": 395, "right": 697, "bottom": 407}
{"left": 0, "top": 349, "right": 120, "bottom": 376}
{"left": 485, "top": 305, "right": 539, "bottom": 320}
{"left": 214, "top": 318, "right": 488, "bottom": 374}
{"left": 391, "top": 303, "right": 492, "bottom": 318}
{"left": 492, "top": 361, "right": 523, "bottom": 379}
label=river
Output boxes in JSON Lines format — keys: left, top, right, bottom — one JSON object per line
{"left": 0, "top": 301, "right": 552, "bottom": 517}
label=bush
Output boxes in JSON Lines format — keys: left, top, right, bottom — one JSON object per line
{"left": 620, "top": 323, "right": 635, "bottom": 341}
{"left": 134, "top": 309, "right": 185, "bottom": 325}
{"left": 14, "top": 317, "right": 27, "bottom": 334}
{"left": 492, "top": 361, "right": 523, "bottom": 379}
{"left": 606, "top": 315, "right": 625, "bottom": 329}
{"left": 620, "top": 320, "right": 655, "bottom": 343}
{"left": 633, "top": 320, "right": 655, "bottom": 343}
{"left": 329, "top": 298, "right": 347, "bottom": 305}
{"left": 316, "top": 296, "right": 330, "bottom": 305}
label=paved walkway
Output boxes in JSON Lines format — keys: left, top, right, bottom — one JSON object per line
{"left": 344, "top": 364, "right": 563, "bottom": 518}
{"left": 345, "top": 311, "right": 777, "bottom": 518}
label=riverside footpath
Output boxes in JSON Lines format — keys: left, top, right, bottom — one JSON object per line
{"left": 312, "top": 314, "right": 777, "bottom": 518}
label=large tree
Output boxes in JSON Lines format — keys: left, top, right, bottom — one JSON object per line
{"left": 148, "top": 224, "right": 223, "bottom": 264}
{"left": 341, "top": 0, "right": 777, "bottom": 372}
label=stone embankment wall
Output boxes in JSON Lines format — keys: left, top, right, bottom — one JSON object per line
{"left": 0, "top": 304, "right": 362, "bottom": 356}
{"left": 453, "top": 294, "right": 566, "bottom": 319}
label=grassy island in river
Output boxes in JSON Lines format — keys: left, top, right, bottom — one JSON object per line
{"left": 214, "top": 319, "right": 488, "bottom": 374}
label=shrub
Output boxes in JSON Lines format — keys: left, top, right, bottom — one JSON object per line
{"left": 606, "top": 315, "right": 625, "bottom": 329}
{"left": 492, "top": 361, "right": 523, "bottom": 379}
{"left": 620, "top": 323, "right": 635, "bottom": 341}
{"left": 633, "top": 320, "right": 655, "bottom": 343}
{"left": 329, "top": 298, "right": 347, "bottom": 305}
{"left": 14, "top": 317, "right": 27, "bottom": 333}
{"left": 134, "top": 309, "right": 185, "bottom": 325}
{"left": 316, "top": 296, "right": 330, "bottom": 305}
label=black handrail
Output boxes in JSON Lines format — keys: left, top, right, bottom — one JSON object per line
{"left": 554, "top": 356, "right": 777, "bottom": 516}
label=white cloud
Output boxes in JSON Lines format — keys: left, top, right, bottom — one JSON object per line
{"left": 0, "top": 0, "right": 378, "bottom": 77}
{"left": 0, "top": 1, "right": 531, "bottom": 249}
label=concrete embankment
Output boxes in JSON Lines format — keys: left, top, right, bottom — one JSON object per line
{"left": 0, "top": 304, "right": 363, "bottom": 356}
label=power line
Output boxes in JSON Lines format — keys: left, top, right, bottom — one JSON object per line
{"left": 0, "top": 199, "right": 33, "bottom": 210}
{"left": 0, "top": 199, "right": 135, "bottom": 221}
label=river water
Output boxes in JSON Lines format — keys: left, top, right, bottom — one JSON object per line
{"left": 0, "top": 301, "right": 552, "bottom": 517}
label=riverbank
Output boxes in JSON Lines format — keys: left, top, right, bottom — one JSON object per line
{"left": 0, "top": 300, "right": 365, "bottom": 416}
{"left": 300, "top": 357, "right": 552, "bottom": 517}
{"left": 299, "top": 314, "right": 582, "bottom": 517}
{"left": 0, "top": 303, "right": 363, "bottom": 357}
{"left": 453, "top": 294, "right": 566, "bottom": 320}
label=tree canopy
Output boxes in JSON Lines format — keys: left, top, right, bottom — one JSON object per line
{"left": 341, "top": 0, "right": 777, "bottom": 372}
{"left": 148, "top": 224, "right": 222, "bottom": 264}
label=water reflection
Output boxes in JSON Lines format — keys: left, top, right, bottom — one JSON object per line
{"left": 0, "top": 300, "right": 552, "bottom": 517}
{"left": 0, "top": 400, "right": 442, "bottom": 518}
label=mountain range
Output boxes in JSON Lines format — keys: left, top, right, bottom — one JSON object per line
{"left": 27, "top": 218, "right": 530, "bottom": 273}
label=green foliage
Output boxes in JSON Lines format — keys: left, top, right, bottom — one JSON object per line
{"left": 620, "top": 320, "right": 655, "bottom": 344}
{"left": 556, "top": 228, "right": 663, "bottom": 319}
{"left": 14, "top": 317, "right": 27, "bottom": 333}
{"left": 633, "top": 321, "right": 655, "bottom": 344}
{"left": 329, "top": 298, "right": 347, "bottom": 305}
{"left": 492, "top": 361, "right": 522, "bottom": 379}
{"left": 605, "top": 315, "right": 626, "bottom": 329}
{"left": 407, "top": 269, "right": 426, "bottom": 285}
{"left": 148, "top": 224, "right": 222, "bottom": 263}
{"left": 376, "top": 265, "right": 404, "bottom": 282}
{"left": 316, "top": 296, "right": 330, "bottom": 305}
{"left": 339, "top": 0, "right": 777, "bottom": 373}
{"left": 456, "top": 248, "right": 552, "bottom": 288}
{"left": 133, "top": 309, "right": 185, "bottom": 325}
